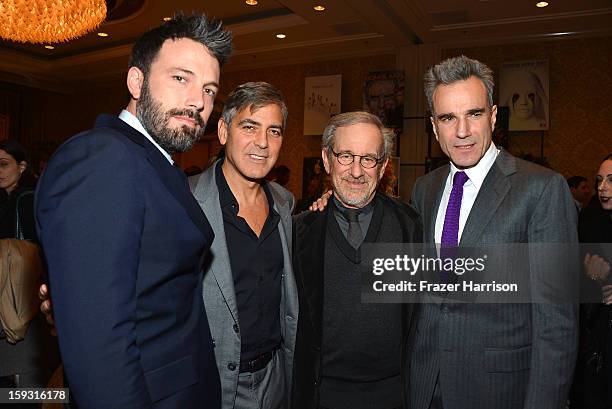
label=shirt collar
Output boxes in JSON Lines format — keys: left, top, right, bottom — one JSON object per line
{"left": 215, "top": 159, "right": 276, "bottom": 213}
{"left": 119, "top": 109, "right": 173, "bottom": 164}
{"left": 331, "top": 194, "right": 375, "bottom": 220}
{"left": 449, "top": 142, "right": 499, "bottom": 190}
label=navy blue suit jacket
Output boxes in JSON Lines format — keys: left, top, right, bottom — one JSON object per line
{"left": 36, "top": 114, "right": 221, "bottom": 409}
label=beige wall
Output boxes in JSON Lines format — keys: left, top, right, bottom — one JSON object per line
{"left": 2, "top": 34, "right": 610, "bottom": 197}
{"left": 442, "top": 35, "right": 612, "bottom": 186}
{"left": 217, "top": 54, "right": 397, "bottom": 199}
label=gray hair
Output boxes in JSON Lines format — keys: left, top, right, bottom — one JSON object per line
{"left": 321, "top": 111, "right": 394, "bottom": 160}
{"left": 424, "top": 55, "right": 494, "bottom": 114}
{"left": 222, "top": 82, "right": 288, "bottom": 130}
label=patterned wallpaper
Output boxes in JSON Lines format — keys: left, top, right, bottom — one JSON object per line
{"left": 443, "top": 35, "right": 612, "bottom": 188}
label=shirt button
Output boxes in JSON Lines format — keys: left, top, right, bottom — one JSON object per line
{"left": 228, "top": 362, "right": 236, "bottom": 371}
{"left": 314, "top": 380, "right": 319, "bottom": 386}
{"left": 233, "top": 324, "right": 239, "bottom": 333}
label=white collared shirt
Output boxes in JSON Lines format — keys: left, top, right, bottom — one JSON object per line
{"left": 434, "top": 142, "right": 500, "bottom": 244}
{"left": 119, "top": 110, "right": 173, "bottom": 164}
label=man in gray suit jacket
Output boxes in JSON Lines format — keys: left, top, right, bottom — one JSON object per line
{"left": 408, "top": 56, "right": 578, "bottom": 409}
{"left": 189, "top": 82, "right": 298, "bottom": 409}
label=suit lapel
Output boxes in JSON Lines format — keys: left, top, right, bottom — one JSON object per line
{"left": 423, "top": 167, "right": 449, "bottom": 244}
{"left": 191, "top": 163, "right": 239, "bottom": 323}
{"left": 96, "top": 114, "right": 213, "bottom": 241}
{"left": 296, "top": 209, "right": 327, "bottom": 341}
{"left": 460, "top": 150, "right": 515, "bottom": 247}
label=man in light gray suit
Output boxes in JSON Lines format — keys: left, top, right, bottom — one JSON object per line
{"left": 189, "top": 82, "right": 298, "bottom": 409}
{"left": 408, "top": 56, "right": 578, "bottom": 409}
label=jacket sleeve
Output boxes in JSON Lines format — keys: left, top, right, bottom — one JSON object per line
{"left": 523, "top": 172, "right": 579, "bottom": 409}
{"left": 35, "top": 132, "right": 153, "bottom": 409}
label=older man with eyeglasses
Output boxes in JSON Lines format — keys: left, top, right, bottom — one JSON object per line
{"left": 291, "top": 111, "right": 422, "bottom": 409}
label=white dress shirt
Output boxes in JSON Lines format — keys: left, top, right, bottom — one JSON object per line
{"left": 434, "top": 142, "right": 500, "bottom": 244}
{"left": 119, "top": 109, "right": 173, "bottom": 164}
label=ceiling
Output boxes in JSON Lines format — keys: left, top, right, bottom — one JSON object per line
{"left": 1, "top": 0, "right": 611, "bottom": 91}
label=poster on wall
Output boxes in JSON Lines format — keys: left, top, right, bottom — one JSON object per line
{"left": 363, "top": 70, "right": 405, "bottom": 134}
{"left": 304, "top": 75, "right": 341, "bottom": 135}
{"left": 499, "top": 60, "right": 549, "bottom": 131}
{"left": 0, "top": 114, "right": 9, "bottom": 140}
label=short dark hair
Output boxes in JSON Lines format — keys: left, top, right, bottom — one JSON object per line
{"left": 275, "top": 165, "right": 290, "bottom": 176}
{"left": 222, "top": 82, "right": 288, "bottom": 130}
{"left": 567, "top": 176, "right": 587, "bottom": 189}
{"left": 0, "top": 139, "right": 28, "bottom": 164}
{"left": 128, "top": 13, "right": 232, "bottom": 79}
{"left": 602, "top": 153, "right": 612, "bottom": 163}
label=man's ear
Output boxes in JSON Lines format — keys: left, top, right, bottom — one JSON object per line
{"left": 378, "top": 158, "right": 389, "bottom": 181}
{"left": 18, "top": 161, "right": 27, "bottom": 174}
{"left": 218, "top": 118, "right": 228, "bottom": 146}
{"left": 321, "top": 149, "right": 331, "bottom": 174}
{"left": 430, "top": 116, "right": 439, "bottom": 141}
{"left": 127, "top": 67, "right": 145, "bottom": 100}
{"left": 490, "top": 105, "right": 498, "bottom": 131}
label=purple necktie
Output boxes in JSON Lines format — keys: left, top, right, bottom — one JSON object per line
{"left": 440, "top": 171, "right": 469, "bottom": 281}
{"left": 441, "top": 171, "right": 469, "bottom": 247}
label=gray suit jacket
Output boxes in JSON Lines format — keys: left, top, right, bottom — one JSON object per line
{"left": 408, "top": 150, "right": 578, "bottom": 409}
{"left": 189, "top": 162, "right": 298, "bottom": 409}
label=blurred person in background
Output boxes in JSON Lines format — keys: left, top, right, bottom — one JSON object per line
{"left": 572, "top": 153, "right": 612, "bottom": 409}
{"left": 567, "top": 175, "right": 591, "bottom": 211}
{"left": 0, "top": 139, "right": 58, "bottom": 397}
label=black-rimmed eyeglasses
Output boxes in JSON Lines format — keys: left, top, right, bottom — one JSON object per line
{"left": 330, "top": 149, "right": 384, "bottom": 169}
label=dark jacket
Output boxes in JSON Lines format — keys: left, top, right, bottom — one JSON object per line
{"left": 291, "top": 193, "right": 422, "bottom": 409}
{"left": 0, "top": 183, "right": 37, "bottom": 241}
{"left": 36, "top": 114, "right": 220, "bottom": 409}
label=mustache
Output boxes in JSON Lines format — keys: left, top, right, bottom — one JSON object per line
{"left": 342, "top": 175, "right": 366, "bottom": 183}
{"left": 167, "top": 108, "right": 205, "bottom": 128}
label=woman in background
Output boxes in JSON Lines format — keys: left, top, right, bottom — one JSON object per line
{"left": 572, "top": 153, "right": 612, "bottom": 409}
{"left": 0, "top": 140, "right": 58, "bottom": 396}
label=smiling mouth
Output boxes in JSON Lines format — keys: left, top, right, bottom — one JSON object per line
{"left": 248, "top": 154, "right": 268, "bottom": 161}
{"left": 455, "top": 144, "right": 475, "bottom": 150}
{"left": 601, "top": 195, "right": 610, "bottom": 203}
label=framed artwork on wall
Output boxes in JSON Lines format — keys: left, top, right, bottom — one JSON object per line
{"left": 499, "top": 60, "right": 549, "bottom": 131}
{"left": 304, "top": 75, "right": 342, "bottom": 135}
{"left": 363, "top": 70, "right": 405, "bottom": 132}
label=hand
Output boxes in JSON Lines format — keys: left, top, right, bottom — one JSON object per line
{"left": 584, "top": 253, "right": 611, "bottom": 283}
{"left": 309, "top": 190, "right": 333, "bottom": 212}
{"left": 38, "top": 283, "right": 57, "bottom": 336}
{"left": 602, "top": 284, "right": 612, "bottom": 305}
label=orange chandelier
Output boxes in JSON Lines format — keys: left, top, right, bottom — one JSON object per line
{"left": 0, "top": 0, "right": 107, "bottom": 44}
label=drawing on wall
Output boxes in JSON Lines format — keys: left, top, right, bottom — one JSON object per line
{"left": 499, "top": 60, "right": 549, "bottom": 131}
{"left": 0, "top": 114, "right": 9, "bottom": 140}
{"left": 304, "top": 75, "right": 342, "bottom": 135}
{"left": 363, "top": 70, "right": 405, "bottom": 133}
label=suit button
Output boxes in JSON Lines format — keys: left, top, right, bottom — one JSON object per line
{"left": 233, "top": 324, "right": 239, "bottom": 333}
{"left": 314, "top": 346, "right": 321, "bottom": 352}
{"left": 228, "top": 362, "right": 237, "bottom": 371}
